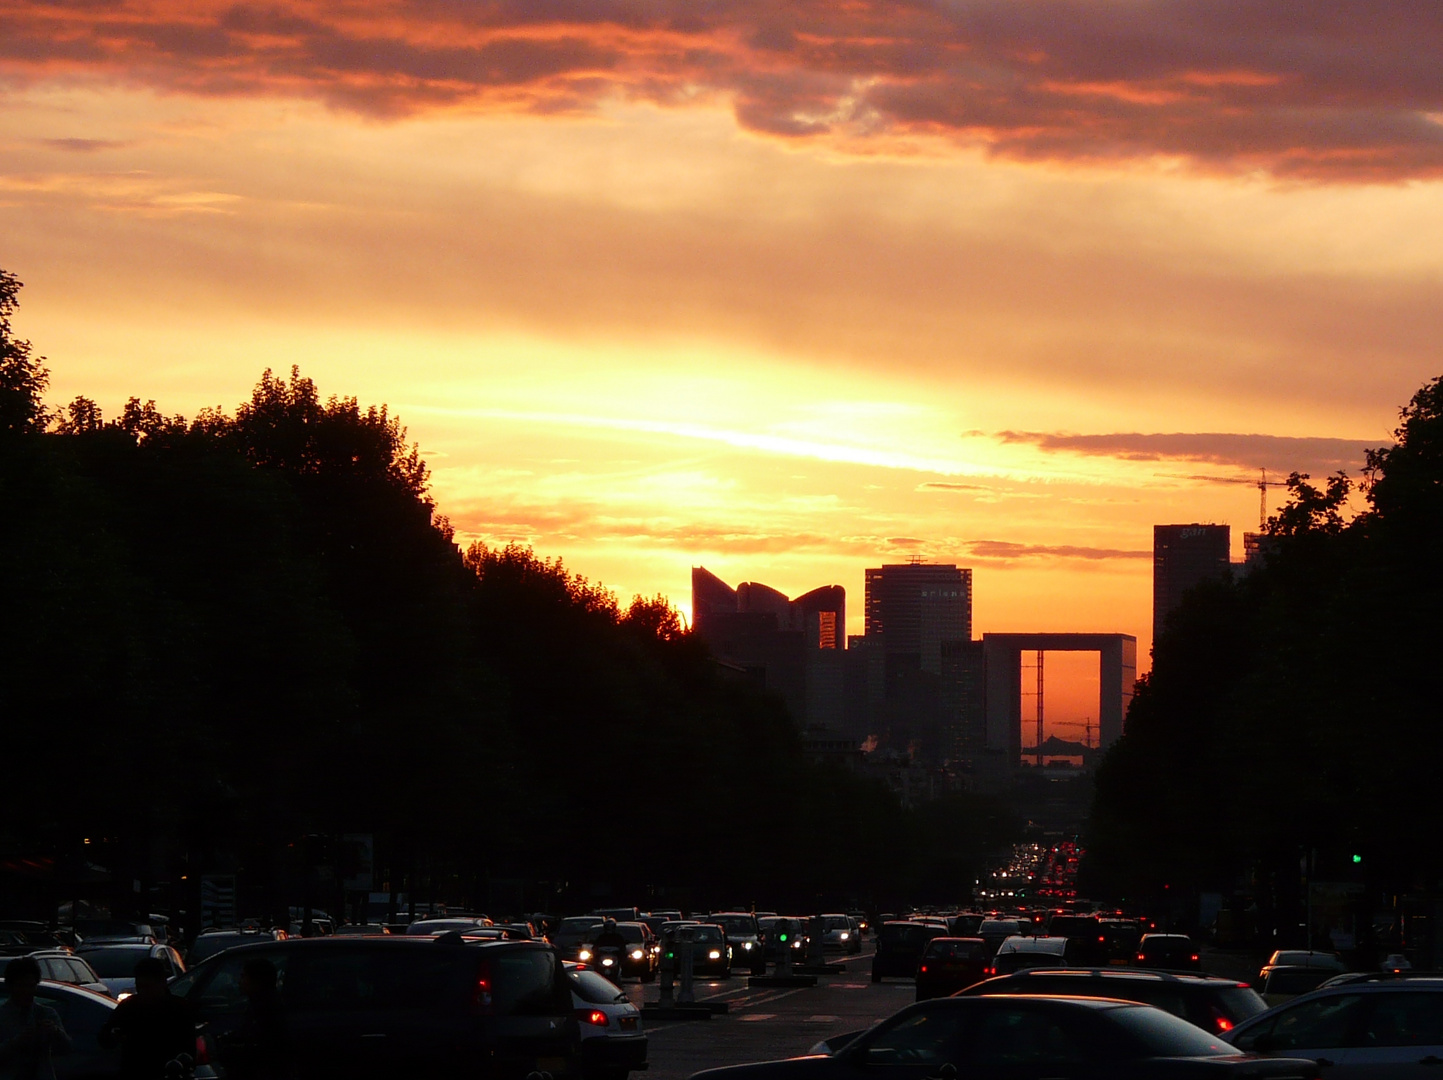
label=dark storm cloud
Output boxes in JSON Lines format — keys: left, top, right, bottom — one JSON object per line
{"left": 4, "top": 1, "right": 1443, "bottom": 179}
{"left": 996, "top": 431, "right": 1381, "bottom": 474}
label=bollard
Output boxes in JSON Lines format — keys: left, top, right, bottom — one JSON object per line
{"left": 807, "top": 916, "right": 826, "bottom": 969}
{"left": 776, "top": 918, "right": 795, "bottom": 977}
{"left": 658, "top": 927, "right": 676, "bottom": 1008}
{"left": 677, "top": 925, "right": 696, "bottom": 1005}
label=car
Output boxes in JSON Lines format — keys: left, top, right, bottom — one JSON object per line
{"left": 1255, "top": 950, "right": 1346, "bottom": 988}
{"left": 1224, "top": 973, "right": 1443, "bottom": 1076}
{"left": 818, "top": 915, "right": 862, "bottom": 955}
{"left": 567, "top": 963, "right": 647, "bottom": 1080}
{"left": 1256, "top": 967, "right": 1339, "bottom": 1006}
{"left": 990, "top": 935, "right": 1088, "bottom": 976}
{"left": 74, "top": 917, "right": 167, "bottom": 945}
{"left": 0, "top": 979, "right": 124, "bottom": 1079}
{"left": 682, "top": 924, "right": 732, "bottom": 978}
{"left": 75, "top": 942, "right": 186, "bottom": 999}
{"left": 758, "top": 917, "right": 808, "bottom": 964}
{"left": 946, "top": 913, "right": 985, "bottom": 937}
{"left": 961, "top": 967, "right": 1269, "bottom": 1036}
{"left": 1136, "top": 933, "right": 1202, "bottom": 971}
{"left": 914, "top": 937, "right": 991, "bottom": 1000}
{"left": 872, "top": 920, "right": 950, "bottom": 983}
{"left": 405, "top": 916, "right": 494, "bottom": 935}
{"left": 591, "top": 907, "right": 642, "bottom": 924}
{"left": 976, "top": 918, "right": 1023, "bottom": 956}
{"left": 0, "top": 950, "right": 110, "bottom": 996}
{"left": 554, "top": 917, "right": 607, "bottom": 963}
{"left": 692, "top": 995, "right": 1322, "bottom": 1079}
{"left": 711, "top": 914, "right": 767, "bottom": 975}
{"left": 184, "top": 927, "right": 285, "bottom": 966}
{"left": 170, "top": 934, "right": 580, "bottom": 1080}
{"left": 332, "top": 923, "right": 391, "bottom": 936}
{"left": 611, "top": 921, "right": 659, "bottom": 982}
{"left": 1045, "top": 914, "right": 1108, "bottom": 965}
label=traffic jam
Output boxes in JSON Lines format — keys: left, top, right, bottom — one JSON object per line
{"left": 1, "top": 842, "right": 1429, "bottom": 1078}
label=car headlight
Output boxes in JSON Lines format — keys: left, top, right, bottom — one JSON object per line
{"left": 631, "top": 949, "right": 644, "bottom": 960}
{"left": 578, "top": 949, "right": 592, "bottom": 961}
{"left": 708, "top": 950, "right": 721, "bottom": 960}
{"left": 742, "top": 942, "right": 753, "bottom": 950}
{"left": 840, "top": 932, "right": 850, "bottom": 940}
{"left": 116, "top": 991, "right": 133, "bottom": 1002}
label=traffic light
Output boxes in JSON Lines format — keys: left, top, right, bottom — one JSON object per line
{"left": 1352, "top": 854, "right": 1363, "bottom": 864}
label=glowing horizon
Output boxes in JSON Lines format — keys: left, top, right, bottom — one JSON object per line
{"left": 6, "top": 2, "right": 1441, "bottom": 737}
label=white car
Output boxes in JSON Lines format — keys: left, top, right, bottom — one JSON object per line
{"left": 566, "top": 963, "right": 647, "bottom": 1080}
{"left": 75, "top": 942, "right": 185, "bottom": 999}
{"left": 820, "top": 914, "right": 862, "bottom": 954}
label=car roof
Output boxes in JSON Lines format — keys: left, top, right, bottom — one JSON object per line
{"left": 968, "top": 967, "right": 1248, "bottom": 988}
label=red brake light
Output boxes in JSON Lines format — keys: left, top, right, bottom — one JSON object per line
{"left": 474, "top": 958, "right": 493, "bottom": 1013}
{"left": 577, "top": 1009, "right": 610, "bottom": 1027}
{"left": 1215, "top": 1015, "right": 1234, "bottom": 1033}
{"left": 919, "top": 964, "right": 928, "bottom": 973}
{"left": 193, "top": 1035, "right": 210, "bottom": 1066}
{"left": 1191, "top": 954, "right": 1200, "bottom": 962}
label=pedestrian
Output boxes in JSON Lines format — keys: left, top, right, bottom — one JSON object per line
{"left": 218, "top": 958, "right": 289, "bottom": 1080}
{"left": 0, "top": 956, "right": 71, "bottom": 1080}
{"left": 97, "top": 957, "right": 195, "bottom": 1080}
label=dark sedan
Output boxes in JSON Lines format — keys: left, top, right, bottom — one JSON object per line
{"left": 689, "top": 996, "right": 1321, "bottom": 1080}
{"left": 915, "top": 938, "right": 992, "bottom": 1000}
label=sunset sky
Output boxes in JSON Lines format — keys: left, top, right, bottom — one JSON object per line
{"left": 5, "top": 2, "right": 1442, "bottom": 729}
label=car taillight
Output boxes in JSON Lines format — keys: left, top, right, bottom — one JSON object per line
{"left": 577, "top": 1009, "right": 610, "bottom": 1027}
{"left": 193, "top": 1035, "right": 210, "bottom": 1066}
{"left": 1136, "top": 954, "right": 1146, "bottom": 962}
{"left": 1190, "top": 954, "right": 1200, "bottom": 963}
{"left": 1212, "top": 1011, "right": 1234, "bottom": 1033}
{"left": 474, "top": 958, "right": 493, "bottom": 1013}
{"left": 919, "top": 964, "right": 928, "bottom": 973}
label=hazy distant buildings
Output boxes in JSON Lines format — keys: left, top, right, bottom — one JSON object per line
{"left": 1153, "top": 524, "right": 1230, "bottom": 643}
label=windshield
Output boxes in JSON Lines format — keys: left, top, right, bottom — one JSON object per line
{"left": 824, "top": 916, "right": 850, "bottom": 930}
{"left": 77, "top": 948, "right": 150, "bottom": 978}
{"left": 692, "top": 927, "right": 723, "bottom": 943}
{"left": 1106, "top": 1005, "right": 1232, "bottom": 1057}
{"left": 715, "top": 917, "right": 757, "bottom": 936}
{"left": 618, "top": 925, "right": 645, "bottom": 943}
{"left": 980, "top": 921, "right": 1020, "bottom": 935}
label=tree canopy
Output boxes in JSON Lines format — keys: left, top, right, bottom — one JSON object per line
{"left": 0, "top": 270, "right": 1015, "bottom": 923}
{"left": 1087, "top": 376, "right": 1443, "bottom": 936}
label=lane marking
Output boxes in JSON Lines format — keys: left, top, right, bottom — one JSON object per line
{"left": 804, "top": 1015, "right": 840, "bottom": 1023}
{"left": 738, "top": 1014, "right": 776, "bottom": 1022}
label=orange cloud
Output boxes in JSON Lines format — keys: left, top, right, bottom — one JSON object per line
{"left": 4, "top": 1, "right": 1443, "bottom": 179}
{"left": 995, "top": 431, "right": 1378, "bottom": 475}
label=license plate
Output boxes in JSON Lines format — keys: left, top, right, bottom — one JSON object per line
{"left": 620, "top": 1017, "right": 638, "bottom": 1030}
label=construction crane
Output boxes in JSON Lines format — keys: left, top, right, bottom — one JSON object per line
{"left": 1171, "top": 467, "right": 1271, "bottom": 530}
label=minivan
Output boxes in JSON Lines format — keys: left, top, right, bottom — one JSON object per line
{"left": 171, "top": 936, "right": 578, "bottom": 1079}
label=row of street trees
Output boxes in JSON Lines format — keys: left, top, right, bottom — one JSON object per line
{"left": 0, "top": 269, "right": 1016, "bottom": 925}
{"left": 1087, "top": 372, "right": 1443, "bottom": 949}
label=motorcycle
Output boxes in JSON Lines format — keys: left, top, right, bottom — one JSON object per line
{"left": 594, "top": 945, "right": 625, "bottom": 985}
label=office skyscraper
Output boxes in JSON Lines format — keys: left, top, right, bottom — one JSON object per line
{"left": 864, "top": 562, "right": 972, "bottom": 674}
{"left": 1153, "top": 524, "right": 1230, "bottom": 643}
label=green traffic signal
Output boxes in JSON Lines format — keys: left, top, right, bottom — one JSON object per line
{"left": 1353, "top": 854, "right": 1363, "bottom": 864}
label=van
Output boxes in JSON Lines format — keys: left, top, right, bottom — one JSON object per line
{"left": 171, "top": 936, "right": 578, "bottom": 1079}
